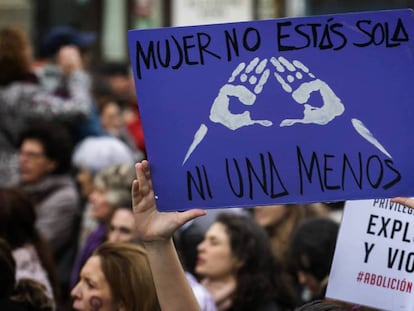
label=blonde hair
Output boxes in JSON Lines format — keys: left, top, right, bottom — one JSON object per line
{"left": 94, "top": 242, "right": 160, "bottom": 311}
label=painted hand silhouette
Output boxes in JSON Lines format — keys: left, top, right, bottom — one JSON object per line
{"left": 271, "top": 56, "right": 345, "bottom": 126}
{"left": 271, "top": 56, "right": 391, "bottom": 158}
{"left": 183, "top": 57, "right": 271, "bottom": 164}
{"left": 209, "top": 57, "right": 272, "bottom": 130}
{"left": 183, "top": 56, "right": 392, "bottom": 165}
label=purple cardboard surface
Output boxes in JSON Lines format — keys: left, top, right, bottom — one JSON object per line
{"left": 128, "top": 9, "right": 414, "bottom": 211}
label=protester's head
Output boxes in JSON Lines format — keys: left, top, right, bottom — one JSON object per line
{"left": 98, "top": 100, "right": 123, "bottom": 136}
{"left": 290, "top": 217, "right": 339, "bottom": 298}
{"left": 0, "top": 187, "right": 38, "bottom": 248}
{"left": 0, "top": 238, "right": 53, "bottom": 311}
{"left": 107, "top": 207, "right": 139, "bottom": 243}
{"left": 0, "top": 26, "right": 32, "bottom": 85}
{"left": 254, "top": 203, "right": 328, "bottom": 263}
{"left": 71, "top": 242, "right": 160, "bottom": 311}
{"left": 98, "top": 62, "right": 135, "bottom": 105}
{"left": 72, "top": 136, "right": 134, "bottom": 197}
{"left": 88, "top": 163, "right": 135, "bottom": 223}
{"left": 197, "top": 212, "right": 298, "bottom": 310}
{"left": 0, "top": 238, "right": 16, "bottom": 298}
{"left": 18, "top": 121, "right": 74, "bottom": 184}
{"left": 40, "top": 25, "right": 96, "bottom": 59}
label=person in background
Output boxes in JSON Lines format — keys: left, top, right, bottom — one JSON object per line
{"left": 289, "top": 218, "right": 340, "bottom": 303}
{"left": 71, "top": 242, "right": 160, "bottom": 311}
{"left": 70, "top": 163, "right": 136, "bottom": 288}
{"left": 253, "top": 203, "right": 329, "bottom": 269}
{"left": 253, "top": 203, "right": 329, "bottom": 300}
{"left": 98, "top": 62, "right": 146, "bottom": 153}
{"left": 97, "top": 98, "right": 145, "bottom": 161}
{"left": 107, "top": 206, "right": 140, "bottom": 244}
{"left": 0, "top": 238, "right": 54, "bottom": 311}
{"left": 72, "top": 136, "right": 137, "bottom": 250}
{"left": 36, "top": 25, "right": 103, "bottom": 143}
{"left": 196, "top": 212, "right": 299, "bottom": 311}
{"left": 0, "top": 188, "right": 58, "bottom": 303}
{"left": 18, "top": 121, "right": 80, "bottom": 307}
{"left": 106, "top": 206, "right": 217, "bottom": 311}
{"left": 0, "top": 26, "right": 92, "bottom": 187}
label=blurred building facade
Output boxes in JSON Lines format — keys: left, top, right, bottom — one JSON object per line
{"left": 0, "top": 0, "right": 412, "bottom": 66}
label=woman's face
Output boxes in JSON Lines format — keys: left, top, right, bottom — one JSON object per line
{"left": 100, "top": 102, "right": 122, "bottom": 135}
{"left": 253, "top": 205, "right": 288, "bottom": 227}
{"left": 19, "top": 139, "right": 56, "bottom": 184}
{"left": 71, "top": 256, "right": 118, "bottom": 311}
{"left": 88, "top": 188, "right": 113, "bottom": 223}
{"left": 107, "top": 209, "right": 137, "bottom": 243}
{"left": 196, "top": 222, "right": 241, "bottom": 280}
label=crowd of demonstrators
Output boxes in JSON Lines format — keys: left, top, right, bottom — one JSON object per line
{"left": 2, "top": 23, "right": 413, "bottom": 311}
{"left": 0, "top": 26, "right": 93, "bottom": 187}
{"left": 0, "top": 24, "right": 148, "bottom": 311}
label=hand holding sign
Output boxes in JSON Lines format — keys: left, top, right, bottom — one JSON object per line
{"left": 132, "top": 160, "right": 206, "bottom": 241}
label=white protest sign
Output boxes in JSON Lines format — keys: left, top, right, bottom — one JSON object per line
{"left": 327, "top": 199, "right": 414, "bottom": 311}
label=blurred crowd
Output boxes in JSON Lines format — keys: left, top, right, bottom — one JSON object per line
{"left": 0, "top": 25, "right": 379, "bottom": 311}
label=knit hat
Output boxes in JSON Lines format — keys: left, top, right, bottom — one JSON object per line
{"left": 93, "top": 163, "right": 136, "bottom": 208}
{"left": 40, "top": 25, "right": 96, "bottom": 57}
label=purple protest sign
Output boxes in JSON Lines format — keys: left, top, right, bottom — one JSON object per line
{"left": 128, "top": 9, "right": 414, "bottom": 211}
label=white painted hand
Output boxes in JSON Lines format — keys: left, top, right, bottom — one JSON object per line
{"left": 271, "top": 56, "right": 345, "bottom": 127}
{"left": 183, "top": 57, "right": 272, "bottom": 164}
{"left": 209, "top": 57, "right": 272, "bottom": 130}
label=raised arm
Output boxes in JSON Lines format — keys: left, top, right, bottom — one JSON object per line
{"left": 391, "top": 197, "right": 414, "bottom": 209}
{"left": 132, "top": 160, "right": 205, "bottom": 311}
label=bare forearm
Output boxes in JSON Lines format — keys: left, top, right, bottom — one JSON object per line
{"left": 144, "top": 239, "right": 201, "bottom": 311}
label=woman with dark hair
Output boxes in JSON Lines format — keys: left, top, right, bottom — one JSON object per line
{"left": 0, "top": 26, "right": 92, "bottom": 187}
{"left": 0, "top": 188, "right": 59, "bottom": 303}
{"left": 0, "top": 238, "right": 54, "bottom": 311}
{"left": 131, "top": 160, "right": 299, "bottom": 311}
{"left": 196, "top": 212, "right": 298, "bottom": 311}
{"left": 18, "top": 121, "right": 80, "bottom": 307}
{"left": 289, "top": 218, "right": 339, "bottom": 302}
